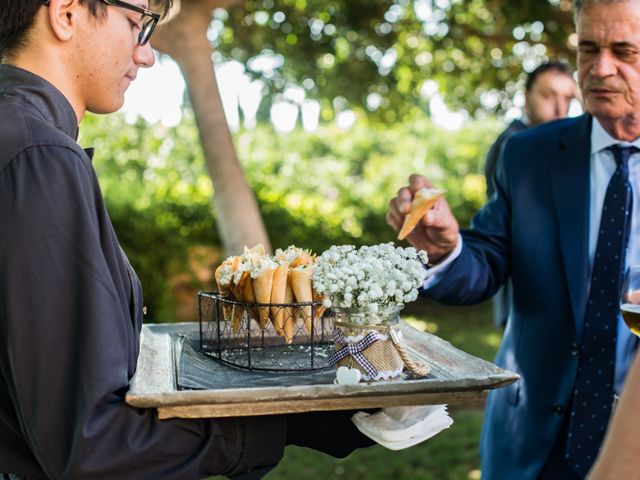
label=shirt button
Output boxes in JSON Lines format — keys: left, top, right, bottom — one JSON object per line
{"left": 570, "top": 343, "right": 579, "bottom": 356}
{"left": 552, "top": 404, "right": 564, "bottom": 415}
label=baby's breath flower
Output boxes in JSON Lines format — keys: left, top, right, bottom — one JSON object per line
{"left": 312, "top": 243, "right": 429, "bottom": 309}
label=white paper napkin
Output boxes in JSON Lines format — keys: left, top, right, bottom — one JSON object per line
{"left": 351, "top": 405, "right": 453, "bottom": 450}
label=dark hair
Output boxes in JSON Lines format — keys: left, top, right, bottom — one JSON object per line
{"left": 0, "top": 0, "right": 173, "bottom": 60}
{"left": 525, "top": 61, "right": 573, "bottom": 91}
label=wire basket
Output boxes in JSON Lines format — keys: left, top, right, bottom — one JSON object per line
{"left": 198, "top": 291, "right": 334, "bottom": 371}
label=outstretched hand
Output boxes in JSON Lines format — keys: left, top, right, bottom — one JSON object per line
{"left": 386, "top": 174, "right": 459, "bottom": 264}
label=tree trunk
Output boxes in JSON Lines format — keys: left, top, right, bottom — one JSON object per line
{"left": 151, "top": 0, "right": 271, "bottom": 256}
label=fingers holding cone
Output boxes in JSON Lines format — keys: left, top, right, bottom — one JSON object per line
{"left": 397, "top": 187, "right": 446, "bottom": 241}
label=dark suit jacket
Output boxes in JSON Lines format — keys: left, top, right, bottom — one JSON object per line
{"left": 484, "top": 119, "right": 528, "bottom": 199}
{"left": 426, "top": 115, "right": 594, "bottom": 479}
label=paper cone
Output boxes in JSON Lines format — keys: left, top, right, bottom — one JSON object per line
{"left": 238, "top": 271, "right": 259, "bottom": 324}
{"left": 312, "top": 290, "right": 326, "bottom": 325}
{"left": 397, "top": 188, "right": 445, "bottom": 241}
{"left": 253, "top": 268, "right": 276, "bottom": 329}
{"left": 270, "top": 262, "right": 290, "bottom": 334}
{"left": 244, "top": 244, "right": 266, "bottom": 257}
{"left": 213, "top": 262, "right": 234, "bottom": 322}
{"left": 290, "top": 267, "right": 313, "bottom": 333}
{"left": 214, "top": 263, "right": 232, "bottom": 296}
{"left": 229, "top": 270, "right": 252, "bottom": 332}
{"left": 283, "top": 280, "right": 295, "bottom": 343}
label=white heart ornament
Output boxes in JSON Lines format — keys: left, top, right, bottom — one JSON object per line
{"left": 336, "top": 366, "right": 362, "bottom": 385}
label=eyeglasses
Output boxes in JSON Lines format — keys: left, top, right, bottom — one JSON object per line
{"left": 41, "top": 0, "right": 160, "bottom": 46}
{"left": 101, "top": 0, "right": 160, "bottom": 46}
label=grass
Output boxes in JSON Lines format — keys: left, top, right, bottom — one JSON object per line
{"left": 212, "top": 299, "right": 501, "bottom": 480}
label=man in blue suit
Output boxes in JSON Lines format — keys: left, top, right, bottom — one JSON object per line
{"left": 387, "top": 1, "right": 640, "bottom": 478}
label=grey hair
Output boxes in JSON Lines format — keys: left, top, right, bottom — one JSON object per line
{"left": 573, "top": 0, "right": 630, "bottom": 20}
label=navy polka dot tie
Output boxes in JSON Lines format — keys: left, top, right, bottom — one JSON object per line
{"left": 565, "top": 144, "right": 637, "bottom": 477}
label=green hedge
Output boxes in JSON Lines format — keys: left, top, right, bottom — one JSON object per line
{"left": 79, "top": 112, "right": 500, "bottom": 322}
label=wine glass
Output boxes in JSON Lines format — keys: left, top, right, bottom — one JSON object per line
{"left": 620, "top": 266, "right": 640, "bottom": 336}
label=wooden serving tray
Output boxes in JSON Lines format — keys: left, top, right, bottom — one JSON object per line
{"left": 126, "top": 322, "right": 518, "bottom": 419}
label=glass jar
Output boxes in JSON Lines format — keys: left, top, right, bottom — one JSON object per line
{"left": 331, "top": 304, "right": 404, "bottom": 381}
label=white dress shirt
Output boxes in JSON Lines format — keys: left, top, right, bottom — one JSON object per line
{"left": 423, "top": 117, "right": 640, "bottom": 393}
{"left": 590, "top": 118, "right": 640, "bottom": 393}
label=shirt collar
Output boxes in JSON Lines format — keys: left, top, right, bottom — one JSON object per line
{"left": 591, "top": 116, "right": 640, "bottom": 155}
{"left": 0, "top": 64, "right": 78, "bottom": 140}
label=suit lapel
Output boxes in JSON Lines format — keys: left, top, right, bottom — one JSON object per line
{"left": 552, "top": 114, "right": 592, "bottom": 338}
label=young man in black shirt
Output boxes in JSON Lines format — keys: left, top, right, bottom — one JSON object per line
{"left": 0, "top": 1, "right": 372, "bottom": 478}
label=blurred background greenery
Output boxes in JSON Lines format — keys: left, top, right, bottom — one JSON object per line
{"left": 78, "top": 0, "right": 581, "bottom": 477}
{"left": 79, "top": 112, "right": 498, "bottom": 323}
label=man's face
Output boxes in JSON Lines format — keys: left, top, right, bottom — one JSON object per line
{"left": 524, "top": 70, "right": 576, "bottom": 126}
{"left": 577, "top": 1, "right": 640, "bottom": 123}
{"left": 74, "top": 0, "right": 155, "bottom": 114}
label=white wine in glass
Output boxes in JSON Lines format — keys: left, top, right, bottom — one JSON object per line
{"left": 621, "top": 266, "right": 640, "bottom": 336}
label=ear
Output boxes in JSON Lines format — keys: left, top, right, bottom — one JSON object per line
{"left": 46, "top": 0, "right": 82, "bottom": 42}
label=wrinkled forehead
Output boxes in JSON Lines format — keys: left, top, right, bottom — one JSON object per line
{"left": 577, "top": 1, "right": 640, "bottom": 41}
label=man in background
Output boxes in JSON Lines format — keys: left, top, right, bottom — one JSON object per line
{"left": 485, "top": 61, "right": 577, "bottom": 329}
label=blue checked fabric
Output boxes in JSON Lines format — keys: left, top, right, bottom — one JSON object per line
{"left": 565, "top": 144, "right": 638, "bottom": 476}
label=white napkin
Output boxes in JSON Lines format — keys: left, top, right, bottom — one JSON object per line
{"left": 351, "top": 405, "right": 453, "bottom": 450}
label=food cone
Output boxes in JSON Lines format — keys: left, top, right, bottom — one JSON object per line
{"left": 290, "top": 251, "right": 314, "bottom": 268}
{"left": 244, "top": 244, "right": 266, "bottom": 257}
{"left": 397, "top": 188, "right": 446, "bottom": 240}
{"left": 270, "top": 262, "right": 290, "bottom": 334}
{"left": 214, "top": 263, "right": 232, "bottom": 296}
{"left": 290, "top": 267, "right": 313, "bottom": 333}
{"left": 229, "top": 257, "right": 243, "bottom": 299}
{"left": 253, "top": 267, "right": 276, "bottom": 329}
{"left": 214, "top": 261, "right": 235, "bottom": 322}
{"left": 283, "top": 280, "right": 295, "bottom": 343}
{"left": 312, "top": 290, "right": 326, "bottom": 324}
{"left": 230, "top": 270, "right": 252, "bottom": 332}
{"left": 238, "top": 271, "right": 258, "bottom": 322}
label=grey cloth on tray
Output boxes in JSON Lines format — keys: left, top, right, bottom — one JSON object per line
{"left": 175, "top": 334, "right": 337, "bottom": 391}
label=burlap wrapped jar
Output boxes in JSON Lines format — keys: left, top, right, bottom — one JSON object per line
{"left": 331, "top": 304, "right": 405, "bottom": 381}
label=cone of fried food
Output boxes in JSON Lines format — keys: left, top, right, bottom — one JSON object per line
{"left": 282, "top": 279, "right": 296, "bottom": 343}
{"left": 213, "top": 244, "right": 323, "bottom": 342}
{"left": 251, "top": 256, "right": 278, "bottom": 329}
{"left": 269, "top": 260, "right": 290, "bottom": 335}
{"left": 275, "top": 246, "right": 317, "bottom": 338}
{"left": 214, "top": 257, "right": 235, "bottom": 322}
{"left": 397, "top": 187, "right": 446, "bottom": 241}
{"left": 290, "top": 265, "right": 314, "bottom": 335}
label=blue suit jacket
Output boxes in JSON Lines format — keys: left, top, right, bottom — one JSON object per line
{"left": 425, "top": 114, "right": 593, "bottom": 479}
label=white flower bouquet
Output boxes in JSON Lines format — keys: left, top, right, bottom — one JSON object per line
{"left": 312, "top": 243, "right": 429, "bottom": 312}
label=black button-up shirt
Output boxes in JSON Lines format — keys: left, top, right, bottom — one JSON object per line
{"left": 0, "top": 65, "right": 285, "bottom": 479}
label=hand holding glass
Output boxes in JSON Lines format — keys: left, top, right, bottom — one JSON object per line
{"left": 621, "top": 266, "right": 640, "bottom": 336}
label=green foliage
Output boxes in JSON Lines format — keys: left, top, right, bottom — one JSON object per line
{"left": 239, "top": 115, "right": 498, "bottom": 253}
{"left": 214, "top": 0, "right": 575, "bottom": 117}
{"left": 79, "top": 113, "right": 219, "bottom": 322}
{"left": 79, "top": 112, "right": 499, "bottom": 321}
